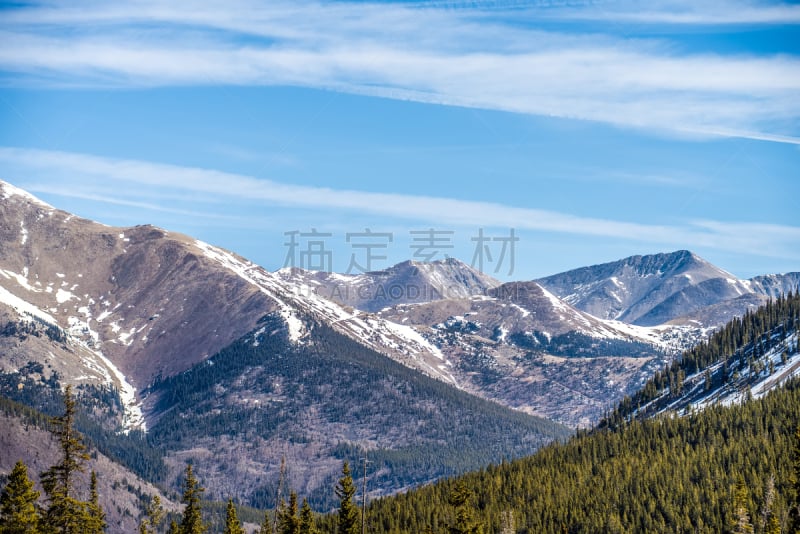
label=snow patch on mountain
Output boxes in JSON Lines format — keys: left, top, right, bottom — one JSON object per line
{"left": 0, "top": 269, "right": 40, "bottom": 293}
{"left": 280, "top": 309, "right": 305, "bottom": 342}
{"left": 19, "top": 221, "right": 28, "bottom": 245}
{"left": 60, "top": 300, "right": 145, "bottom": 430}
{"left": 56, "top": 288, "right": 75, "bottom": 304}
{"left": 0, "top": 284, "right": 57, "bottom": 324}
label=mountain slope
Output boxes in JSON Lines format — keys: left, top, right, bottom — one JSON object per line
{"left": 748, "top": 272, "right": 800, "bottom": 298}
{"left": 371, "top": 279, "right": 682, "bottom": 426}
{"left": 0, "top": 397, "right": 176, "bottom": 533}
{"left": 358, "top": 377, "right": 800, "bottom": 534}
{"left": 348, "top": 293, "right": 800, "bottom": 534}
{"left": 0, "top": 180, "right": 570, "bottom": 515}
{"left": 603, "top": 290, "right": 800, "bottom": 426}
{"left": 143, "top": 314, "right": 570, "bottom": 510}
{"left": 536, "top": 250, "right": 795, "bottom": 327}
{"left": 0, "top": 180, "right": 461, "bottom": 427}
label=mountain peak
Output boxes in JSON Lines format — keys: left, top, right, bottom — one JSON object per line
{"left": 537, "top": 250, "right": 752, "bottom": 325}
{"left": 0, "top": 180, "right": 55, "bottom": 209}
{"left": 275, "top": 257, "right": 500, "bottom": 312}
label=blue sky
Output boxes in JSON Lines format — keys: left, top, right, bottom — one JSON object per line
{"left": 0, "top": 0, "right": 798, "bottom": 280}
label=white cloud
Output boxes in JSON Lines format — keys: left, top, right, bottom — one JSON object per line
{"left": 522, "top": 0, "right": 800, "bottom": 25}
{"left": 0, "top": 1, "right": 798, "bottom": 143}
{"left": 1, "top": 146, "right": 798, "bottom": 260}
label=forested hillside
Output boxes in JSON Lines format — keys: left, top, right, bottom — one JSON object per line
{"left": 357, "top": 376, "right": 800, "bottom": 533}
{"left": 605, "top": 290, "right": 800, "bottom": 427}
{"left": 145, "top": 314, "right": 569, "bottom": 509}
{"left": 351, "top": 294, "right": 800, "bottom": 534}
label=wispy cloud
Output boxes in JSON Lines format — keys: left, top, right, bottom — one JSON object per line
{"left": 0, "top": 1, "right": 798, "bottom": 143}
{"left": 1, "top": 146, "right": 798, "bottom": 260}
{"left": 503, "top": 0, "right": 800, "bottom": 25}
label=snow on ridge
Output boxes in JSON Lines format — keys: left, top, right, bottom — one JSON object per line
{"left": 539, "top": 284, "right": 572, "bottom": 314}
{"left": 685, "top": 333, "right": 800, "bottom": 413}
{"left": 193, "top": 239, "right": 454, "bottom": 382}
{"left": 0, "top": 275, "right": 145, "bottom": 430}
{"left": 0, "top": 181, "right": 55, "bottom": 209}
{"left": 509, "top": 302, "right": 530, "bottom": 318}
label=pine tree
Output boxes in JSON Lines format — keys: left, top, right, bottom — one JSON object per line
{"left": 278, "top": 492, "right": 299, "bottom": 534}
{"left": 0, "top": 460, "right": 41, "bottom": 534}
{"left": 335, "top": 462, "right": 359, "bottom": 534}
{"left": 178, "top": 464, "right": 206, "bottom": 534}
{"left": 732, "top": 477, "right": 754, "bottom": 534}
{"left": 139, "top": 494, "right": 165, "bottom": 534}
{"left": 257, "top": 511, "right": 271, "bottom": 534}
{"left": 447, "top": 482, "right": 482, "bottom": 534}
{"left": 223, "top": 499, "right": 244, "bottom": 534}
{"left": 39, "top": 385, "right": 92, "bottom": 534}
{"left": 791, "top": 425, "right": 800, "bottom": 533}
{"left": 166, "top": 520, "right": 179, "bottom": 534}
{"left": 85, "top": 471, "right": 105, "bottom": 533}
{"left": 766, "top": 514, "right": 782, "bottom": 534}
{"left": 759, "top": 475, "right": 776, "bottom": 534}
{"left": 299, "top": 498, "right": 316, "bottom": 534}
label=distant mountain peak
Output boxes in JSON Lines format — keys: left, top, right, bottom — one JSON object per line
{"left": 537, "top": 250, "right": 753, "bottom": 325}
{"left": 276, "top": 257, "right": 500, "bottom": 312}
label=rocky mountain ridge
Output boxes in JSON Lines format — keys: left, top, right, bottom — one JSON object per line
{"left": 537, "top": 250, "right": 798, "bottom": 327}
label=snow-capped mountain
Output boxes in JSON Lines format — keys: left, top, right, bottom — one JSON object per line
{"left": 1, "top": 182, "right": 571, "bottom": 511}
{"left": 0, "top": 180, "right": 454, "bottom": 429}
{"left": 276, "top": 257, "right": 501, "bottom": 312}
{"left": 537, "top": 250, "right": 796, "bottom": 327}
{"left": 748, "top": 273, "right": 800, "bottom": 298}
{"left": 2, "top": 180, "right": 792, "bottom": 429}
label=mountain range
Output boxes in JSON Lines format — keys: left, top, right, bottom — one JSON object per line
{"left": 0, "top": 179, "right": 797, "bottom": 527}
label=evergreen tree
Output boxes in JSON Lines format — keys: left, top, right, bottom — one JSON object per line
{"left": 278, "top": 492, "right": 299, "bottom": 534}
{"left": 447, "top": 482, "right": 482, "bottom": 534}
{"left": 766, "top": 514, "right": 782, "bottom": 534}
{"left": 299, "top": 498, "right": 316, "bottom": 534}
{"left": 139, "top": 494, "right": 165, "bottom": 534}
{"left": 791, "top": 425, "right": 800, "bottom": 533}
{"left": 759, "top": 475, "right": 777, "bottom": 534}
{"left": 731, "top": 478, "right": 754, "bottom": 534}
{"left": 223, "top": 499, "right": 244, "bottom": 534}
{"left": 0, "top": 460, "right": 41, "bottom": 534}
{"left": 335, "top": 462, "right": 359, "bottom": 534}
{"left": 166, "top": 520, "right": 179, "bottom": 534}
{"left": 178, "top": 464, "right": 206, "bottom": 534}
{"left": 85, "top": 471, "right": 105, "bottom": 533}
{"left": 39, "top": 385, "right": 92, "bottom": 534}
{"left": 257, "top": 511, "right": 271, "bottom": 534}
